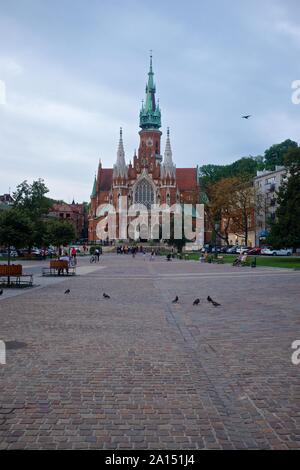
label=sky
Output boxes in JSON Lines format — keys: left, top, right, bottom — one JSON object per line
{"left": 0, "top": 0, "right": 300, "bottom": 202}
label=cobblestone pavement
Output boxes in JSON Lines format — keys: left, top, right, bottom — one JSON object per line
{"left": 0, "top": 255, "right": 300, "bottom": 449}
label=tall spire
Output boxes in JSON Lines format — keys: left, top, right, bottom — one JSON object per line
{"left": 113, "top": 127, "right": 128, "bottom": 179}
{"left": 161, "top": 128, "right": 176, "bottom": 179}
{"left": 91, "top": 174, "right": 97, "bottom": 198}
{"left": 139, "top": 53, "right": 161, "bottom": 129}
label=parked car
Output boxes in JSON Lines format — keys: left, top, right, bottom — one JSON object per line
{"left": 236, "top": 246, "right": 250, "bottom": 254}
{"left": 0, "top": 250, "right": 18, "bottom": 257}
{"left": 227, "top": 246, "right": 238, "bottom": 254}
{"left": 247, "top": 247, "right": 262, "bottom": 256}
{"left": 261, "top": 247, "right": 293, "bottom": 256}
{"left": 220, "top": 245, "right": 234, "bottom": 253}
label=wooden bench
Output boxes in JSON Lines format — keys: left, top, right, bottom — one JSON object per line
{"left": 212, "top": 255, "right": 224, "bottom": 264}
{"left": 0, "top": 264, "right": 33, "bottom": 287}
{"left": 42, "top": 260, "right": 76, "bottom": 277}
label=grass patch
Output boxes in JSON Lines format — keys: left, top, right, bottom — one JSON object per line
{"left": 183, "top": 253, "right": 300, "bottom": 269}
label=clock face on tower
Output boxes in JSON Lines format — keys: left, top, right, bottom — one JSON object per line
{"left": 146, "top": 137, "right": 153, "bottom": 147}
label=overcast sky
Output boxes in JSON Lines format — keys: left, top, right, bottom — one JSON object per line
{"left": 0, "top": 0, "right": 300, "bottom": 202}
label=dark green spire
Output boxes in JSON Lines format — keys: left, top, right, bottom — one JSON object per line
{"left": 91, "top": 175, "right": 97, "bottom": 198}
{"left": 139, "top": 53, "right": 161, "bottom": 129}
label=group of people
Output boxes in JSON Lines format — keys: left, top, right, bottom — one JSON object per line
{"left": 117, "top": 245, "right": 145, "bottom": 255}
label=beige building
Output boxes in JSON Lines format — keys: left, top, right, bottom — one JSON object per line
{"left": 253, "top": 166, "right": 287, "bottom": 246}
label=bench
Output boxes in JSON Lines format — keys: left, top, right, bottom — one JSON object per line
{"left": 42, "top": 260, "right": 76, "bottom": 277}
{"left": 0, "top": 264, "right": 33, "bottom": 287}
{"left": 234, "top": 257, "right": 257, "bottom": 268}
{"left": 212, "top": 255, "right": 224, "bottom": 264}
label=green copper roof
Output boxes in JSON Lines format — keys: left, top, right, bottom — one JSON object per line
{"left": 139, "top": 54, "right": 161, "bottom": 129}
{"left": 91, "top": 175, "right": 97, "bottom": 198}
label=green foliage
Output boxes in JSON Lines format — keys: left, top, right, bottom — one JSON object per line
{"left": 264, "top": 139, "right": 298, "bottom": 170}
{"left": 199, "top": 140, "right": 298, "bottom": 189}
{"left": 199, "top": 156, "right": 261, "bottom": 188}
{"left": 47, "top": 220, "right": 76, "bottom": 247}
{"left": 267, "top": 148, "right": 300, "bottom": 249}
{"left": 0, "top": 208, "right": 33, "bottom": 250}
{"left": 12, "top": 179, "right": 53, "bottom": 248}
{"left": 13, "top": 179, "right": 52, "bottom": 218}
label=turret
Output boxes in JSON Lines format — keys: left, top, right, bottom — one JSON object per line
{"left": 113, "top": 127, "right": 128, "bottom": 179}
{"left": 161, "top": 128, "right": 176, "bottom": 179}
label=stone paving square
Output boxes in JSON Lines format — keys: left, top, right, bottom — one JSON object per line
{"left": 0, "top": 254, "right": 300, "bottom": 450}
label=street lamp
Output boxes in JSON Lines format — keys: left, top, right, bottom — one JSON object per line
{"left": 214, "top": 222, "right": 220, "bottom": 257}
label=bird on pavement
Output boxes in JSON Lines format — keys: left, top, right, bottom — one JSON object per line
{"left": 207, "top": 296, "right": 221, "bottom": 307}
{"left": 103, "top": 293, "right": 111, "bottom": 299}
{"left": 0, "top": 289, "right": 3, "bottom": 296}
{"left": 172, "top": 296, "right": 179, "bottom": 304}
{"left": 193, "top": 298, "right": 200, "bottom": 306}
{"left": 64, "top": 289, "right": 70, "bottom": 294}
{"left": 242, "top": 115, "right": 251, "bottom": 119}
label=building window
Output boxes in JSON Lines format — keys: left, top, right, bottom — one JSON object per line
{"left": 134, "top": 178, "right": 154, "bottom": 209}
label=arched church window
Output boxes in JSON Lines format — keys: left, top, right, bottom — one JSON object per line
{"left": 134, "top": 178, "right": 154, "bottom": 210}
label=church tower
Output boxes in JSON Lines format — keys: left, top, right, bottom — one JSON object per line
{"left": 88, "top": 53, "right": 200, "bottom": 243}
{"left": 134, "top": 54, "right": 162, "bottom": 174}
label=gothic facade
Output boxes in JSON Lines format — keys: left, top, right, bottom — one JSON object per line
{"left": 88, "top": 56, "right": 200, "bottom": 242}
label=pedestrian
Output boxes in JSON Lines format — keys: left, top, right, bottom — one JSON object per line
{"left": 95, "top": 248, "right": 100, "bottom": 262}
{"left": 71, "top": 247, "right": 77, "bottom": 262}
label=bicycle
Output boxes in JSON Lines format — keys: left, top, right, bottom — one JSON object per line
{"left": 90, "top": 254, "right": 97, "bottom": 263}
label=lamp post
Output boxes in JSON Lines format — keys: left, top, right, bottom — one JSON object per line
{"left": 214, "top": 222, "right": 220, "bottom": 258}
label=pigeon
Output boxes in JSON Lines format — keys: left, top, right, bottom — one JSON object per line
{"left": 242, "top": 115, "right": 251, "bottom": 119}
{"left": 103, "top": 293, "right": 111, "bottom": 299}
{"left": 193, "top": 299, "right": 200, "bottom": 306}
{"left": 172, "top": 296, "right": 179, "bottom": 304}
{"left": 64, "top": 289, "right": 70, "bottom": 294}
{"left": 207, "top": 296, "right": 221, "bottom": 307}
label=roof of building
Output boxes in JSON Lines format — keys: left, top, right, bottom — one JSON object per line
{"left": 51, "top": 202, "right": 84, "bottom": 214}
{"left": 176, "top": 168, "right": 198, "bottom": 190}
{"left": 99, "top": 169, "right": 113, "bottom": 191}
{"left": 97, "top": 167, "right": 198, "bottom": 192}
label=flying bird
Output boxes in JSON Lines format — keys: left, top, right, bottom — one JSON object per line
{"left": 193, "top": 299, "right": 200, "bottom": 306}
{"left": 64, "top": 289, "right": 70, "bottom": 294}
{"left": 242, "top": 115, "right": 251, "bottom": 119}
{"left": 172, "top": 296, "right": 179, "bottom": 304}
{"left": 207, "top": 296, "right": 221, "bottom": 307}
{"left": 103, "top": 293, "right": 111, "bottom": 299}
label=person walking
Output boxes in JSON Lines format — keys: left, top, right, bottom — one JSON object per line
{"left": 95, "top": 248, "right": 100, "bottom": 262}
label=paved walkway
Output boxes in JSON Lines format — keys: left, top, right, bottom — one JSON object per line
{"left": 0, "top": 255, "right": 299, "bottom": 449}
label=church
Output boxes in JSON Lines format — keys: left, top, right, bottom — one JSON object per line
{"left": 88, "top": 55, "right": 200, "bottom": 242}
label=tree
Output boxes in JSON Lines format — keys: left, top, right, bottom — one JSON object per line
{"left": 12, "top": 179, "right": 53, "bottom": 249}
{"left": 229, "top": 179, "right": 256, "bottom": 246}
{"left": 13, "top": 179, "right": 52, "bottom": 218}
{"left": 267, "top": 148, "right": 300, "bottom": 249}
{"left": 47, "top": 220, "right": 76, "bottom": 251}
{"left": 199, "top": 156, "right": 262, "bottom": 189}
{"left": 264, "top": 139, "right": 298, "bottom": 170}
{"left": 205, "top": 177, "right": 240, "bottom": 246}
{"left": 205, "top": 176, "right": 259, "bottom": 246}
{"left": 0, "top": 208, "right": 33, "bottom": 285}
